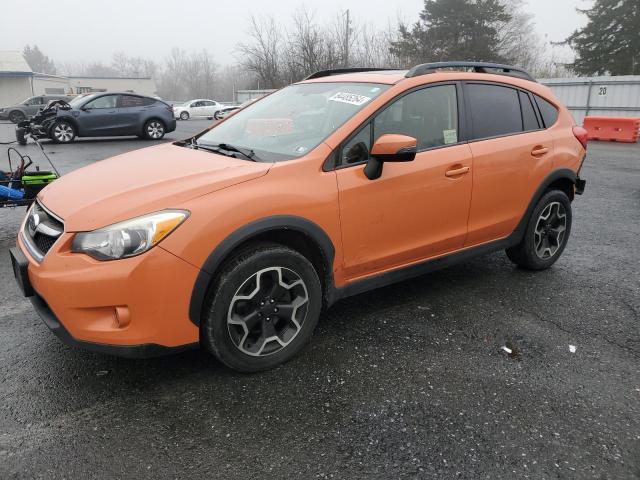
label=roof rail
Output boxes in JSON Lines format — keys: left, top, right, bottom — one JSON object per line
{"left": 304, "top": 68, "right": 399, "bottom": 80}
{"left": 405, "top": 62, "right": 537, "bottom": 82}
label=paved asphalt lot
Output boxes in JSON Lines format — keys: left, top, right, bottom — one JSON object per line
{"left": 0, "top": 120, "right": 639, "bottom": 479}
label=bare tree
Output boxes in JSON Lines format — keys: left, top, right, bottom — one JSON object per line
{"left": 237, "top": 16, "right": 283, "bottom": 89}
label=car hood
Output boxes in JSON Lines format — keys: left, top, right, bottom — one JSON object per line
{"left": 39, "top": 143, "right": 272, "bottom": 231}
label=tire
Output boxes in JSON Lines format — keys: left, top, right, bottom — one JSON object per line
{"left": 179, "top": 111, "right": 189, "bottom": 121}
{"left": 8, "top": 110, "right": 25, "bottom": 124}
{"left": 49, "top": 120, "right": 76, "bottom": 143}
{"left": 143, "top": 119, "right": 166, "bottom": 140}
{"left": 506, "top": 189, "right": 572, "bottom": 270}
{"left": 201, "top": 243, "right": 322, "bottom": 372}
{"left": 214, "top": 111, "right": 222, "bottom": 120}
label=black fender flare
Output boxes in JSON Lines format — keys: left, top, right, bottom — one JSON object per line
{"left": 188, "top": 215, "right": 336, "bottom": 326}
{"left": 511, "top": 168, "right": 578, "bottom": 242}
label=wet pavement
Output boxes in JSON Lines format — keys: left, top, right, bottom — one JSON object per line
{"left": 1, "top": 121, "right": 639, "bottom": 479}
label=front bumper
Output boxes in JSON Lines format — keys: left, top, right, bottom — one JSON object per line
{"left": 13, "top": 231, "right": 201, "bottom": 357}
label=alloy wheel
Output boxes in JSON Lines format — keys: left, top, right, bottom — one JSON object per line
{"left": 534, "top": 201, "right": 567, "bottom": 259}
{"left": 53, "top": 123, "right": 74, "bottom": 142}
{"left": 227, "top": 266, "right": 309, "bottom": 357}
{"left": 147, "top": 121, "right": 164, "bottom": 139}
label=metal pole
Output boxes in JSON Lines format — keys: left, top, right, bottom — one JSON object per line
{"left": 344, "top": 9, "right": 350, "bottom": 67}
{"left": 585, "top": 80, "right": 594, "bottom": 117}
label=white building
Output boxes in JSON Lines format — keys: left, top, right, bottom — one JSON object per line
{"left": 0, "top": 51, "right": 158, "bottom": 106}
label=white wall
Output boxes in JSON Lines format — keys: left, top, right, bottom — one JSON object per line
{"left": 0, "top": 77, "right": 32, "bottom": 106}
{"left": 67, "top": 77, "right": 158, "bottom": 96}
{"left": 541, "top": 76, "right": 640, "bottom": 125}
{"left": 33, "top": 76, "right": 71, "bottom": 95}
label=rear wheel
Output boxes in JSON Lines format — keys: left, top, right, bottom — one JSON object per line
{"left": 201, "top": 244, "right": 322, "bottom": 372}
{"left": 143, "top": 119, "right": 166, "bottom": 140}
{"left": 214, "top": 111, "right": 223, "bottom": 120}
{"left": 8, "top": 110, "right": 25, "bottom": 124}
{"left": 506, "top": 190, "right": 572, "bottom": 270}
{"left": 49, "top": 120, "right": 76, "bottom": 143}
{"left": 179, "top": 111, "right": 189, "bottom": 121}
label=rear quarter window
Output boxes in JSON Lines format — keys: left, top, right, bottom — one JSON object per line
{"left": 534, "top": 95, "right": 559, "bottom": 128}
{"left": 519, "top": 91, "right": 540, "bottom": 131}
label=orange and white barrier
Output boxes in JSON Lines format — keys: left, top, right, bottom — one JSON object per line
{"left": 583, "top": 116, "right": 640, "bottom": 143}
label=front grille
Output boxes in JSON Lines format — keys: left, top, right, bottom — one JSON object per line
{"left": 22, "top": 201, "right": 64, "bottom": 261}
{"left": 33, "top": 232, "right": 58, "bottom": 254}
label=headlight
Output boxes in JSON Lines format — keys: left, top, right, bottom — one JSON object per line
{"left": 71, "top": 210, "right": 189, "bottom": 261}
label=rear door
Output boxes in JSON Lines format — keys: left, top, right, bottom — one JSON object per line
{"left": 201, "top": 100, "right": 217, "bottom": 117}
{"left": 26, "top": 96, "right": 45, "bottom": 116}
{"left": 464, "top": 83, "right": 554, "bottom": 246}
{"left": 336, "top": 83, "right": 473, "bottom": 279}
{"left": 116, "top": 94, "right": 147, "bottom": 134}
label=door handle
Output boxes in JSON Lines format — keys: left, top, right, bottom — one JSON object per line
{"left": 531, "top": 146, "right": 549, "bottom": 157}
{"left": 445, "top": 166, "right": 470, "bottom": 177}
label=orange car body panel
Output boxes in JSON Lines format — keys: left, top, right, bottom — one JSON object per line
{"left": 16, "top": 69, "right": 585, "bottom": 351}
{"left": 371, "top": 134, "right": 418, "bottom": 156}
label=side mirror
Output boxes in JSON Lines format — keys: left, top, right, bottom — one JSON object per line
{"left": 364, "top": 134, "right": 418, "bottom": 180}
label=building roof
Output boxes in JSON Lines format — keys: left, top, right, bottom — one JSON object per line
{"left": 67, "top": 76, "right": 153, "bottom": 80}
{"left": 0, "top": 50, "right": 33, "bottom": 76}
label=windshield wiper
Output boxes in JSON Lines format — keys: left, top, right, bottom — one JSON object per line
{"left": 216, "top": 143, "right": 260, "bottom": 161}
{"left": 192, "top": 141, "right": 259, "bottom": 161}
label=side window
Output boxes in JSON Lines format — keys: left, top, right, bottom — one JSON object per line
{"left": 84, "top": 95, "right": 117, "bottom": 109}
{"left": 191, "top": 101, "right": 203, "bottom": 108}
{"left": 142, "top": 97, "right": 157, "bottom": 106}
{"left": 534, "top": 95, "right": 559, "bottom": 128}
{"left": 117, "top": 95, "right": 145, "bottom": 108}
{"left": 373, "top": 85, "right": 459, "bottom": 150}
{"left": 467, "top": 84, "right": 522, "bottom": 139}
{"left": 342, "top": 124, "right": 372, "bottom": 165}
{"left": 202, "top": 101, "right": 215, "bottom": 106}
{"left": 519, "top": 91, "right": 540, "bottom": 131}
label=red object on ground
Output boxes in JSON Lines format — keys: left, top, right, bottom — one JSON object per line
{"left": 583, "top": 116, "right": 640, "bottom": 143}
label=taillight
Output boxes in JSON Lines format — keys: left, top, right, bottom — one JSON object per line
{"left": 573, "top": 126, "right": 588, "bottom": 150}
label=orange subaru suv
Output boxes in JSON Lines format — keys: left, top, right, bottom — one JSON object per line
{"left": 10, "top": 62, "right": 587, "bottom": 372}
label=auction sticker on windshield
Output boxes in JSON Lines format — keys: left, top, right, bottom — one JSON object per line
{"left": 329, "top": 92, "right": 372, "bottom": 106}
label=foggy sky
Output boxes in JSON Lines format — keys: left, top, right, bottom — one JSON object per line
{"left": 0, "top": 0, "right": 588, "bottom": 66}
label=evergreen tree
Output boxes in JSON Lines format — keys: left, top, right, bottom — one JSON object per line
{"left": 22, "top": 45, "right": 56, "bottom": 75}
{"left": 391, "top": 0, "right": 512, "bottom": 66}
{"left": 566, "top": 0, "right": 640, "bottom": 75}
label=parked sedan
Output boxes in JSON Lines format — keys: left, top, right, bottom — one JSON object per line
{"left": 43, "top": 93, "right": 176, "bottom": 143}
{"left": 0, "top": 95, "right": 72, "bottom": 123}
{"left": 174, "top": 99, "right": 223, "bottom": 120}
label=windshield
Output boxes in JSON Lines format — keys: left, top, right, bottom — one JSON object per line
{"left": 197, "top": 82, "right": 389, "bottom": 161}
{"left": 68, "top": 95, "right": 92, "bottom": 107}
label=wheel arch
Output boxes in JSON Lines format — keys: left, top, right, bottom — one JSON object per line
{"left": 188, "top": 216, "right": 336, "bottom": 326}
{"left": 139, "top": 117, "right": 167, "bottom": 137}
{"left": 48, "top": 117, "right": 79, "bottom": 139}
{"left": 513, "top": 168, "right": 578, "bottom": 242}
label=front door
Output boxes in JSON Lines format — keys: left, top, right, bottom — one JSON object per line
{"left": 77, "top": 94, "right": 119, "bottom": 136}
{"left": 335, "top": 84, "right": 473, "bottom": 280}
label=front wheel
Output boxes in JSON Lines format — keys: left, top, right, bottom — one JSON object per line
{"left": 201, "top": 244, "right": 322, "bottom": 372}
{"left": 214, "top": 111, "right": 223, "bottom": 120}
{"left": 49, "top": 121, "right": 76, "bottom": 143}
{"left": 506, "top": 190, "right": 572, "bottom": 270}
{"left": 143, "top": 119, "right": 166, "bottom": 140}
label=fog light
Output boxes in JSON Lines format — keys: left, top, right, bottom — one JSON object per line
{"left": 115, "top": 306, "right": 131, "bottom": 328}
